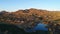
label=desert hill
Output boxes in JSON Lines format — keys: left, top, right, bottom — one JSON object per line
{"left": 0, "top": 8, "right": 60, "bottom": 28}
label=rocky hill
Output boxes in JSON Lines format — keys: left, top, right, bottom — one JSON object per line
{"left": 0, "top": 8, "right": 60, "bottom": 28}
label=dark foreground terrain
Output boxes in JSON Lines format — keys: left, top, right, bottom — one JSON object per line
{"left": 0, "top": 24, "right": 49, "bottom": 34}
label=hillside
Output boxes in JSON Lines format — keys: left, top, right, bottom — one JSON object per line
{"left": 0, "top": 8, "right": 60, "bottom": 28}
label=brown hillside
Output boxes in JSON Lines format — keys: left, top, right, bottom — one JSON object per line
{"left": 0, "top": 8, "right": 60, "bottom": 28}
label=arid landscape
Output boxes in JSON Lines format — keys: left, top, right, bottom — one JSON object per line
{"left": 0, "top": 0, "right": 60, "bottom": 34}
{"left": 0, "top": 8, "right": 60, "bottom": 34}
{"left": 0, "top": 8, "right": 60, "bottom": 24}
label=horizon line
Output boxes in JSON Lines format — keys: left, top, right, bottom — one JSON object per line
{"left": 0, "top": 8, "right": 60, "bottom": 12}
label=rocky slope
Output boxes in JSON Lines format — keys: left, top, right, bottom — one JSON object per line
{"left": 0, "top": 8, "right": 60, "bottom": 28}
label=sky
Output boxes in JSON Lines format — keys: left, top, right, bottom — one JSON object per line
{"left": 0, "top": 0, "right": 60, "bottom": 12}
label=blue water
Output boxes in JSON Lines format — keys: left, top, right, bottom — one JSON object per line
{"left": 33, "top": 23, "right": 48, "bottom": 31}
{"left": 24, "top": 23, "right": 48, "bottom": 32}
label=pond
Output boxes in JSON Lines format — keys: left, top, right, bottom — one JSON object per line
{"left": 24, "top": 23, "right": 48, "bottom": 32}
{"left": 33, "top": 23, "right": 48, "bottom": 31}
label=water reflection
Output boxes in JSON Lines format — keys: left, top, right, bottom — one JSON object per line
{"left": 34, "top": 23, "right": 48, "bottom": 31}
{"left": 25, "top": 23, "right": 48, "bottom": 32}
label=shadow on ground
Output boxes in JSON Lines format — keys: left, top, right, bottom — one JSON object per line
{"left": 0, "top": 24, "right": 50, "bottom": 34}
